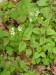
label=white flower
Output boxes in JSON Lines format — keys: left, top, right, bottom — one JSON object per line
{"left": 35, "top": 11, "right": 40, "bottom": 17}
{"left": 11, "top": 27, "right": 14, "bottom": 31}
{"left": 10, "top": 27, "right": 15, "bottom": 35}
{"left": 11, "top": 31, "right": 15, "bottom": 35}
{"left": 41, "top": 17, "right": 44, "bottom": 20}
{"left": 29, "top": 18, "right": 32, "bottom": 22}
{"left": 18, "top": 26, "right": 22, "bottom": 31}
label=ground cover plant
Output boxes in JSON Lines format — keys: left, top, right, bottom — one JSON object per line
{"left": 0, "top": 0, "right": 56, "bottom": 75}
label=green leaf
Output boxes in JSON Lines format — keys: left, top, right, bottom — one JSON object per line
{"left": 40, "top": 37, "right": 46, "bottom": 45}
{"left": 30, "top": 41, "right": 39, "bottom": 48}
{"left": 52, "top": 7, "right": 56, "bottom": 12}
{"left": 19, "top": 41, "right": 26, "bottom": 52}
{"left": 21, "top": 0, "right": 31, "bottom": 9}
{"left": 7, "top": 2, "right": 13, "bottom": 9}
{"left": 36, "top": 46, "right": 42, "bottom": 53}
{"left": 40, "top": 52, "right": 46, "bottom": 57}
{"left": 49, "top": 53, "right": 56, "bottom": 59}
{"left": 40, "top": 27, "right": 45, "bottom": 34}
{"left": 23, "top": 26, "right": 33, "bottom": 40}
{"left": 36, "top": 58, "right": 41, "bottom": 64}
{"left": 31, "top": 58, "right": 36, "bottom": 64}
{"left": 0, "top": 2, "right": 8, "bottom": 9}
{"left": 0, "top": 11, "right": 3, "bottom": 17}
{"left": 10, "top": 61, "right": 17, "bottom": 72}
{"left": 46, "top": 38, "right": 53, "bottom": 43}
{"left": 6, "top": 47, "right": 13, "bottom": 55}
{"left": 3, "top": 38, "right": 9, "bottom": 47}
{"left": 37, "top": 0, "right": 48, "bottom": 6}
{"left": 42, "top": 57, "right": 50, "bottom": 65}
{"left": 37, "top": 17, "right": 47, "bottom": 26}
{"left": 21, "top": 0, "right": 32, "bottom": 13}
{"left": 43, "top": 42, "right": 55, "bottom": 52}
{"left": 20, "top": 61, "right": 28, "bottom": 72}
{"left": 40, "top": 7, "right": 50, "bottom": 18}
{"left": 6, "top": 71, "right": 10, "bottom": 75}
{"left": 1, "top": 71, "right": 10, "bottom": 75}
{"left": 33, "top": 28, "right": 40, "bottom": 34}
{"left": 26, "top": 49, "right": 32, "bottom": 57}
{"left": 33, "top": 52, "right": 40, "bottom": 59}
{"left": 24, "top": 71, "right": 36, "bottom": 75}
{"left": 52, "top": 17, "right": 56, "bottom": 22}
{"left": 53, "top": 47, "right": 56, "bottom": 54}
{"left": 47, "top": 27, "right": 56, "bottom": 35}
{"left": 0, "top": 29, "right": 8, "bottom": 38}
{"left": 16, "top": 2, "right": 26, "bottom": 22}
{"left": 52, "top": 35, "right": 56, "bottom": 42}
{"left": 30, "top": 34, "right": 39, "bottom": 48}
{"left": 11, "top": 8, "right": 19, "bottom": 20}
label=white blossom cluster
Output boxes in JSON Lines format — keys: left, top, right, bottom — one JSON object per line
{"left": 35, "top": 11, "right": 40, "bottom": 17}
{"left": 10, "top": 26, "right": 22, "bottom": 36}
{"left": 29, "top": 10, "right": 44, "bottom": 22}
{"left": 29, "top": 18, "right": 32, "bottom": 22}
{"left": 18, "top": 26, "right": 22, "bottom": 31}
{"left": 10, "top": 27, "right": 15, "bottom": 36}
{"left": 29, "top": 10, "right": 40, "bottom": 22}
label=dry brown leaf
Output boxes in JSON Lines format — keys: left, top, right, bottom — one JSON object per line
{"left": 53, "top": 0, "right": 56, "bottom": 4}
{"left": 0, "top": 0, "right": 7, "bottom": 3}
{"left": 53, "top": 67, "right": 56, "bottom": 75}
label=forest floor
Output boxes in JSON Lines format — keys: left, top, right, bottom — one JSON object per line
{"left": 0, "top": 0, "right": 56, "bottom": 75}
